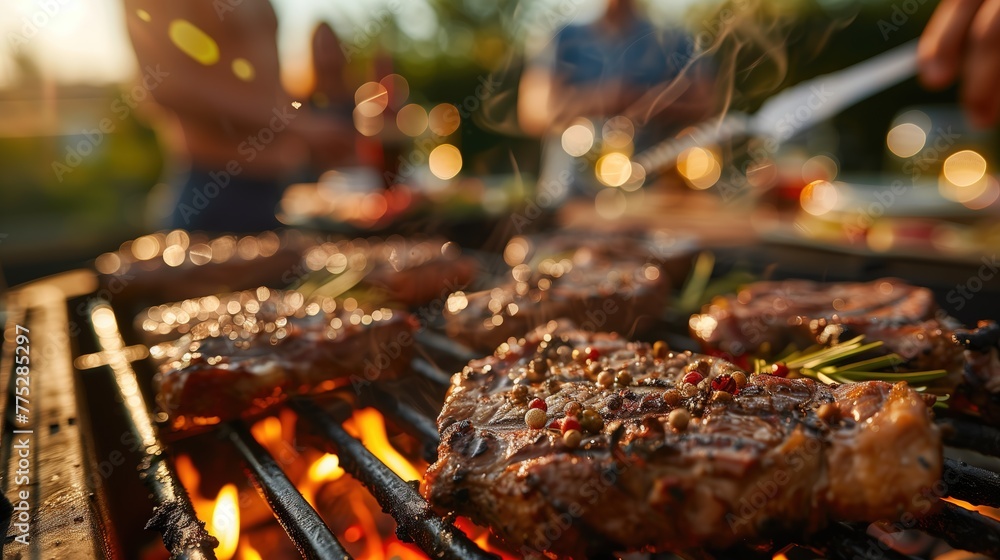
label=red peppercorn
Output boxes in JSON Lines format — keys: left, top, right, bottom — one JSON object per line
{"left": 711, "top": 374, "right": 737, "bottom": 393}
{"left": 770, "top": 363, "right": 789, "bottom": 378}
{"left": 561, "top": 417, "right": 582, "bottom": 433}
{"left": 529, "top": 398, "right": 548, "bottom": 412}
{"left": 549, "top": 419, "right": 562, "bottom": 430}
{"left": 585, "top": 346, "right": 600, "bottom": 361}
{"left": 682, "top": 371, "right": 704, "bottom": 385}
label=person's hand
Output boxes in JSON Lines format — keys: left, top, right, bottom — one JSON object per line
{"left": 918, "top": 0, "right": 1000, "bottom": 128}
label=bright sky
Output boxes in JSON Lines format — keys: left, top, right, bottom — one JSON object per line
{"left": 0, "top": 0, "right": 695, "bottom": 90}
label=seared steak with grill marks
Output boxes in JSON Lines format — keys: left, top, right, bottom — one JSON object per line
{"left": 690, "top": 278, "right": 1000, "bottom": 421}
{"left": 150, "top": 289, "right": 416, "bottom": 431}
{"left": 443, "top": 231, "right": 687, "bottom": 352}
{"left": 422, "top": 321, "right": 942, "bottom": 558}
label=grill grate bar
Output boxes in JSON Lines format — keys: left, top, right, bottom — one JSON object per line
{"left": 87, "top": 304, "right": 217, "bottom": 560}
{"left": 411, "top": 357, "right": 453, "bottom": 386}
{"left": 222, "top": 421, "right": 350, "bottom": 560}
{"left": 936, "top": 416, "right": 1000, "bottom": 458}
{"left": 363, "top": 386, "right": 441, "bottom": 462}
{"left": 915, "top": 500, "right": 1000, "bottom": 557}
{"left": 819, "top": 523, "right": 912, "bottom": 560}
{"left": 291, "top": 397, "right": 497, "bottom": 560}
{"left": 943, "top": 458, "right": 1000, "bottom": 508}
{"left": 413, "top": 331, "right": 481, "bottom": 363}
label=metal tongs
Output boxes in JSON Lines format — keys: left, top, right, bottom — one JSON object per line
{"left": 634, "top": 39, "right": 919, "bottom": 176}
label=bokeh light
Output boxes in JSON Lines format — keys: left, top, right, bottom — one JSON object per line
{"left": 886, "top": 123, "right": 926, "bottom": 158}
{"left": 561, "top": 122, "right": 595, "bottom": 157}
{"left": 428, "top": 104, "right": 461, "bottom": 136}
{"left": 168, "top": 20, "right": 219, "bottom": 65}
{"left": 595, "top": 153, "right": 632, "bottom": 187}
{"left": 942, "top": 150, "right": 987, "bottom": 187}
{"left": 429, "top": 144, "right": 463, "bottom": 180}
{"left": 379, "top": 74, "right": 410, "bottom": 110}
{"left": 677, "top": 146, "right": 721, "bottom": 190}
{"left": 800, "top": 180, "right": 839, "bottom": 216}
{"left": 396, "top": 103, "right": 428, "bottom": 137}
{"left": 355, "top": 82, "right": 389, "bottom": 117}
{"left": 231, "top": 58, "right": 254, "bottom": 82}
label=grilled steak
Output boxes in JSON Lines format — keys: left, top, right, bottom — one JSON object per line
{"left": 690, "top": 278, "right": 1000, "bottom": 420}
{"left": 150, "top": 288, "right": 417, "bottom": 431}
{"left": 299, "top": 236, "right": 476, "bottom": 306}
{"left": 443, "top": 231, "right": 690, "bottom": 351}
{"left": 422, "top": 321, "right": 942, "bottom": 558}
{"left": 101, "top": 231, "right": 475, "bottom": 307}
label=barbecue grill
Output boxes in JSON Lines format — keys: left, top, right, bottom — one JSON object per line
{"left": 3, "top": 260, "right": 1000, "bottom": 560}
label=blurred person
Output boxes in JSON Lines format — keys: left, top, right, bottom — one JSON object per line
{"left": 123, "top": 0, "right": 355, "bottom": 232}
{"left": 918, "top": 0, "right": 1000, "bottom": 128}
{"left": 518, "top": 0, "right": 715, "bottom": 141}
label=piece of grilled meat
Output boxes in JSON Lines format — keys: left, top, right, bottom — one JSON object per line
{"left": 101, "top": 231, "right": 475, "bottom": 307}
{"left": 443, "top": 231, "right": 691, "bottom": 352}
{"left": 150, "top": 289, "right": 417, "bottom": 431}
{"left": 690, "top": 277, "right": 1000, "bottom": 421}
{"left": 422, "top": 321, "right": 942, "bottom": 558}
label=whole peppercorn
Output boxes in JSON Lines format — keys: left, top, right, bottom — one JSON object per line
{"left": 668, "top": 408, "right": 691, "bottom": 431}
{"left": 561, "top": 416, "right": 582, "bottom": 433}
{"left": 711, "top": 390, "right": 733, "bottom": 403}
{"left": 711, "top": 374, "right": 737, "bottom": 394}
{"left": 529, "top": 398, "right": 547, "bottom": 412}
{"left": 731, "top": 371, "right": 748, "bottom": 389}
{"left": 662, "top": 389, "right": 681, "bottom": 406}
{"left": 563, "top": 429, "right": 583, "bottom": 448}
{"left": 596, "top": 370, "right": 615, "bottom": 388}
{"left": 615, "top": 370, "right": 633, "bottom": 386}
{"left": 682, "top": 371, "right": 704, "bottom": 386}
{"left": 653, "top": 340, "right": 668, "bottom": 360}
{"left": 770, "top": 363, "right": 789, "bottom": 378}
{"left": 525, "top": 408, "right": 547, "bottom": 429}
{"left": 565, "top": 402, "right": 582, "bottom": 417}
{"left": 580, "top": 409, "right": 603, "bottom": 433}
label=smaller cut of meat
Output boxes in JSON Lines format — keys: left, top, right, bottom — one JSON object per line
{"left": 101, "top": 231, "right": 475, "bottom": 308}
{"left": 689, "top": 278, "right": 1000, "bottom": 422}
{"left": 443, "top": 231, "right": 689, "bottom": 351}
{"left": 150, "top": 288, "right": 417, "bottom": 431}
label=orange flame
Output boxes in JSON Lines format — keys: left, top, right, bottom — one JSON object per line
{"left": 173, "top": 407, "right": 516, "bottom": 559}
{"left": 943, "top": 497, "right": 1000, "bottom": 522}
{"left": 211, "top": 484, "right": 240, "bottom": 560}
{"left": 345, "top": 408, "right": 422, "bottom": 482}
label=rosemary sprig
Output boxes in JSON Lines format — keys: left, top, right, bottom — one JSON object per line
{"left": 769, "top": 335, "right": 949, "bottom": 386}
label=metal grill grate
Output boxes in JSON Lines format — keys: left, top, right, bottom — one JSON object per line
{"left": 5, "top": 287, "right": 1000, "bottom": 560}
